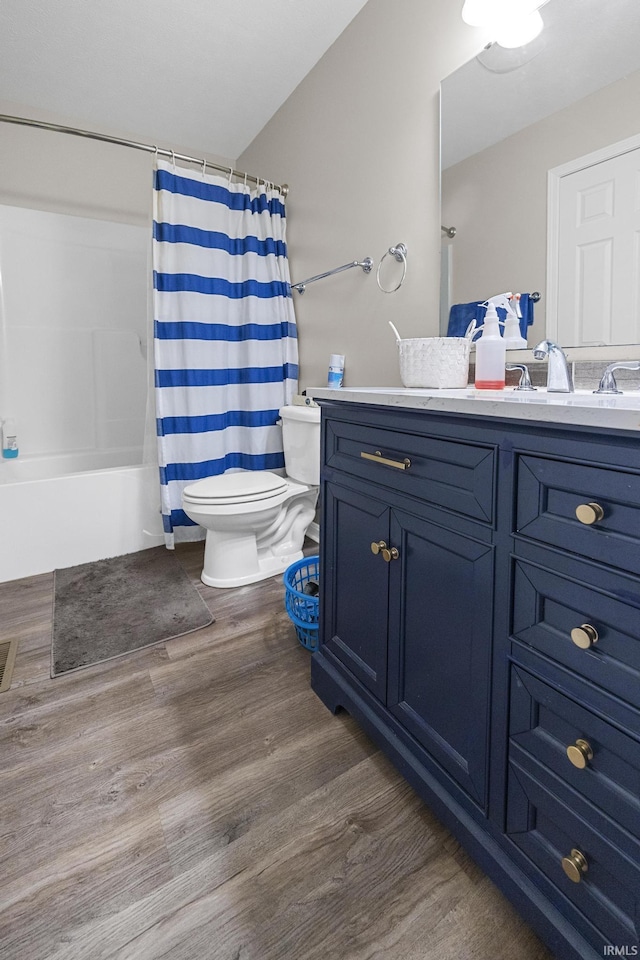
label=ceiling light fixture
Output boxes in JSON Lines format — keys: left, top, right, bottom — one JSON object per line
{"left": 461, "top": 0, "right": 547, "bottom": 49}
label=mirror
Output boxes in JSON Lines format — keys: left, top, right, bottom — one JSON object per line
{"left": 440, "top": 0, "right": 640, "bottom": 348}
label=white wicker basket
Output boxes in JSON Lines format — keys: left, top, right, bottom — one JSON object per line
{"left": 397, "top": 336, "right": 471, "bottom": 389}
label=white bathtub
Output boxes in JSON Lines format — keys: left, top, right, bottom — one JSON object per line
{"left": 0, "top": 449, "right": 166, "bottom": 583}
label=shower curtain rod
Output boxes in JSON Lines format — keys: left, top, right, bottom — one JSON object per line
{"left": 0, "top": 114, "right": 289, "bottom": 198}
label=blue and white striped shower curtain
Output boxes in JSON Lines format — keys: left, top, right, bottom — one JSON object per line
{"left": 152, "top": 159, "right": 299, "bottom": 547}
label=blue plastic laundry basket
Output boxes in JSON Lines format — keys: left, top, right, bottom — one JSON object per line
{"left": 284, "top": 555, "right": 320, "bottom": 651}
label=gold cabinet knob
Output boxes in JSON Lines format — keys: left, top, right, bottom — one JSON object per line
{"left": 370, "top": 540, "right": 387, "bottom": 556}
{"left": 570, "top": 624, "right": 599, "bottom": 649}
{"left": 566, "top": 739, "right": 594, "bottom": 769}
{"left": 561, "top": 848, "right": 588, "bottom": 883}
{"left": 575, "top": 502, "right": 604, "bottom": 525}
{"left": 381, "top": 547, "right": 399, "bottom": 563}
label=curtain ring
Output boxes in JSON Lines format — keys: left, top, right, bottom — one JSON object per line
{"left": 227, "top": 166, "right": 234, "bottom": 185}
{"left": 376, "top": 243, "right": 408, "bottom": 294}
{"left": 170, "top": 150, "right": 176, "bottom": 171}
{"left": 201, "top": 158, "right": 207, "bottom": 178}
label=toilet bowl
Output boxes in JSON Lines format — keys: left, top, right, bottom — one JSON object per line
{"left": 182, "top": 403, "right": 320, "bottom": 587}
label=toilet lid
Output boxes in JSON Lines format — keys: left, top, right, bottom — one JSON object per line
{"left": 183, "top": 471, "right": 288, "bottom": 505}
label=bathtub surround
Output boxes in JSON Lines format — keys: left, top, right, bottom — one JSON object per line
{"left": 0, "top": 204, "right": 149, "bottom": 461}
{"left": 152, "top": 159, "right": 298, "bottom": 547}
{"left": 51, "top": 546, "right": 213, "bottom": 676}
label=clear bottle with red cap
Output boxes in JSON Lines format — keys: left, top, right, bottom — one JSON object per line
{"left": 474, "top": 302, "right": 506, "bottom": 390}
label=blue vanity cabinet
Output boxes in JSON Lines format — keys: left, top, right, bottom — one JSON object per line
{"left": 506, "top": 666, "right": 640, "bottom": 948}
{"left": 385, "top": 506, "right": 494, "bottom": 807}
{"left": 312, "top": 398, "right": 640, "bottom": 960}
{"left": 504, "top": 433, "right": 640, "bottom": 956}
{"left": 316, "top": 403, "right": 497, "bottom": 813}
{"left": 322, "top": 473, "right": 495, "bottom": 806}
{"left": 321, "top": 480, "right": 391, "bottom": 702}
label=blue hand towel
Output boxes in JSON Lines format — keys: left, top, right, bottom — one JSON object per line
{"left": 515, "top": 294, "right": 535, "bottom": 338}
{"left": 446, "top": 301, "right": 486, "bottom": 339}
{"left": 447, "top": 295, "right": 535, "bottom": 340}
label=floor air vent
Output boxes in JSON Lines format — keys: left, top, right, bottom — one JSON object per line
{"left": 0, "top": 640, "right": 18, "bottom": 693}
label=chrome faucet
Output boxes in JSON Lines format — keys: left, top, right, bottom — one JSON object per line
{"left": 593, "top": 360, "right": 640, "bottom": 394}
{"left": 532, "top": 340, "right": 574, "bottom": 393}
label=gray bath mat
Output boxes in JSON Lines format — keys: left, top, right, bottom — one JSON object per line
{"left": 52, "top": 546, "right": 213, "bottom": 676}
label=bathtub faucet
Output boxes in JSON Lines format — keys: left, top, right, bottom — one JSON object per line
{"left": 532, "top": 340, "right": 574, "bottom": 393}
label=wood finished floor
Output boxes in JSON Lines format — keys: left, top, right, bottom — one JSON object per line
{"left": 0, "top": 542, "right": 553, "bottom": 960}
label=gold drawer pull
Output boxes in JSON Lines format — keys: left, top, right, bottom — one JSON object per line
{"left": 381, "top": 547, "right": 399, "bottom": 563}
{"left": 566, "top": 739, "right": 594, "bottom": 769}
{"left": 570, "top": 624, "right": 599, "bottom": 650}
{"left": 561, "top": 848, "right": 588, "bottom": 883}
{"left": 370, "top": 540, "right": 387, "bottom": 555}
{"left": 361, "top": 450, "right": 411, "bottom": 470}
{"left": 575, "top": 502, "right": 604, "bottom": 525}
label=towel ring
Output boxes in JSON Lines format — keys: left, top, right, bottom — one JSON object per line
{"left": 376, "top": 243, "right": 407, "bottom": 293}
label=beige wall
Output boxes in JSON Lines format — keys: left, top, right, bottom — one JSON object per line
{"left": 0, "top": 98, "right": 234, "bottom": 225}
{"left": 238, "top": 0, "right": 481, "bottom": 391}
{"left": 442, "top": 69, "right": 640, "bottom": 346}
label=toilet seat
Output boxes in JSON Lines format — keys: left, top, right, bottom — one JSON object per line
{"left": 182, "top": 471, "right": 288, "bottom": 506}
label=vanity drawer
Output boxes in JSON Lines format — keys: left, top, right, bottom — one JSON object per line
{"left": 516, "top": 455, "right": 640, "bottom": 575}
{"left": 509, "top": 666, "right": 640, "bottom": 841}
{"left": 506, "top": 756, "right": 640, "bottom": 952}
{"left": 324, "top": 418, "right": 495, "bottom": 523}
{"left": 512, "top": 557, "right": 640, "bottom": 709}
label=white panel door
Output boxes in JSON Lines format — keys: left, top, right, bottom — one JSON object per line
{"left": 553, "top": 144, "right": 640, "bottom": 346}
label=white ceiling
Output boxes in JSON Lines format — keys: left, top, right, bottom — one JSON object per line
{"left": 0, "top": 0, "right": 369, "bottom": 160}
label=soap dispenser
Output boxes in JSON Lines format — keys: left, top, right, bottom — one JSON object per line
{"left": 474, "top": 303, "right": 506, "bottom": 390}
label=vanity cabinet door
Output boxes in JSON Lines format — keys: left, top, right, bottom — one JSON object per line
{"left": 386, "top": 509, "right": 494, "bottom": 807}
{"left": 322, "top": 481, "right": 390, "bottom": 702}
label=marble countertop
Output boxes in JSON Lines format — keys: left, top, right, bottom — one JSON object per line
{"left": 307, "top": 386, "right": 640, "bottom": 433}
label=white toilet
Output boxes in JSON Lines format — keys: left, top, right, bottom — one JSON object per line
{"left": 182, "top": 403, "right": 321, "bottom": 588}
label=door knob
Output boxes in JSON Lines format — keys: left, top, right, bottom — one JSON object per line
{"left": 561, "top": 848, "right": 588, "bottom": 883}
{"left": 575, "top": 502, "right": 604, "bottom": 525}
{"left": 370, "top": 540, "right": 387, "bottom": 555}
{"left": 570, "top": 624, "right": 598, "bottom": 649}
{"left": 381, "top": 547, "right": 399, "bottom": 563}
{"left": 566, "top": 739, "right": 594, "bottom": 769}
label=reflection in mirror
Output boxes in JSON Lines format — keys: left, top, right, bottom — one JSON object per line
{"left": 440, "top": 0, "right": 640, "bottom": 347}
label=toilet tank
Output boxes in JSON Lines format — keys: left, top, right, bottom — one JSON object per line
{"left": 279, "top": 403, "right": 321, "bottom": 485}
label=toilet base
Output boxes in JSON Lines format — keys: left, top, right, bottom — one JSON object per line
{"left": 200, "top": 544, "right": 304, "bottom": 588}
{"left": 188, "top": 481, "right": 318, "bottom": 589}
